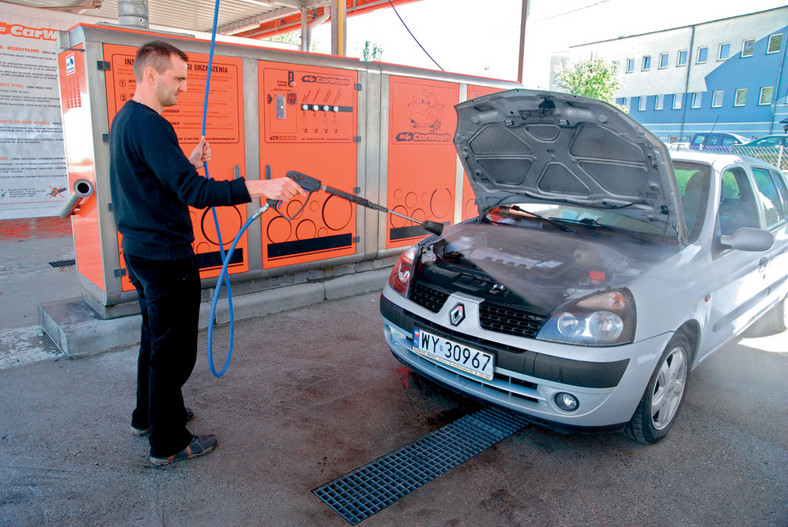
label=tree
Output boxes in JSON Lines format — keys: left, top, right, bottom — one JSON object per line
{"left": 556, "top": 58, "right": 620, "bottom": 106}
{"left": 362, "top": 41, "right": 383, "bottom": 62}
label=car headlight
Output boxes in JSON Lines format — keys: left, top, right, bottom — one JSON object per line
{"left": 387, "top": 246, "right": 417, "bottom": 297}
{"left": 537, "top": 289, "right": 636, "bottom": 346}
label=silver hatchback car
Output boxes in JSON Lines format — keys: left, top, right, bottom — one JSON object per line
{"left": 380, "top": 89, "right": 788, "bottom": 443}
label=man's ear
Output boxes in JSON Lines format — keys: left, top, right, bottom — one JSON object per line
{"left": 143, "top": 66, "right": 158, "bottom": 85}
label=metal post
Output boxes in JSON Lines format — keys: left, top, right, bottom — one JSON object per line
{"left": 517, "top": 0, "right": 528, "bottom": 84}
{"left": 118, "top": 0, "right": 149, "bottom": 29}
{"left": 301, "top": 8, "right": 308, "bottom": 52}
{"left": 330, "top": 0, "right": 346, "bottom": 56}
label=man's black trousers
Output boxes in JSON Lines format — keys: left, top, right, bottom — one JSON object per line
{"left": 125, "top": 253, "right": 201, "bottom": 458}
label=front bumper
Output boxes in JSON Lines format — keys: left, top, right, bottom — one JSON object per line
{"left": 381, "top": 287, "right": 669, "bottom": 429}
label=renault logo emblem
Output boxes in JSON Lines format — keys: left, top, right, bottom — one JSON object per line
{"left": 449, "top": 303, "right": 466, "bottom": 326}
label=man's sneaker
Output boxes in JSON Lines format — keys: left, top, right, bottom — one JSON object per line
{"left": 131, "top": 408, "right": 194, "bottom": 437}
{"left": 149, "top": 434, "right": 218, "bottom": 466}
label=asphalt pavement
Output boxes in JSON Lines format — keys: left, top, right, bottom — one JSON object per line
{"left": 0, "top": 218, "right": 786, "bottom": 526}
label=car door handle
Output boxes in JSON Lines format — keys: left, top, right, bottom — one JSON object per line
{"left": 758, "top": 257, "right": 769, "bottom": 271}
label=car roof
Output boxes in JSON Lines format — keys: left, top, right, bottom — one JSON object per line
{"left": 669, "top": 149, "right": 782, "bottom": 171}
{"left": 691, "top": 132, "right": 748, "bottom": 141}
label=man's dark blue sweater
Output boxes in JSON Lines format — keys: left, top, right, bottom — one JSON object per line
{"left": 110, "top": 100, "right": 251, "bottom": 260}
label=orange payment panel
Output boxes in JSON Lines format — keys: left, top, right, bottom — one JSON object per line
{"left": 461, "top": 85, "right": 505, "bottom": 221}
{"left": 258, "top": 61, "right": 358, "bottom": 269}
{"left": 386, "top": 76, "right": 459, "bottom": 249}
{"left": 58, "top": 45, "right": 103, "bottom": 291}
{"left": 103, "top": 44, "right": 247, "bottom": 291}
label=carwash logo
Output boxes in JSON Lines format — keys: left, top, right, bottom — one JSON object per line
{"left": 0, "top": 23, "right": 58, "bottom": 41}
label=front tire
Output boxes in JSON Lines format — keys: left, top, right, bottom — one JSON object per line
{"left": 624, "top": 333, "right": 690, "bottom": 444}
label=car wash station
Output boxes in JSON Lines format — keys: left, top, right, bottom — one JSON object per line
{"left": 1, "top": 1, "right": 786, "bottom": 526}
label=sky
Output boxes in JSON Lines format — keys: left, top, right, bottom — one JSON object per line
{"left": 309, "top": 0, "right": 788, "bottom": 88}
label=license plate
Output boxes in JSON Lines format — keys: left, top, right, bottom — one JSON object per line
{"left": 412, "top": 328, "right": 495, "bottom": 380}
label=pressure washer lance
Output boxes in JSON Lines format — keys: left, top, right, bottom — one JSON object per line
{"left": 284, "top": 170, "right": 444, "bottom": 236}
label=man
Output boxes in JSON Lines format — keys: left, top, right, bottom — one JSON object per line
{"left": 109, "top": 40, "right": 305, "bottom": 466}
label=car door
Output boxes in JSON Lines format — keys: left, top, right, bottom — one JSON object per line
{"left": 753, "top": 166, "right": 788, "bottom": 308}
{"left": 699, "top": 165, "right": 770, "bottom": 361}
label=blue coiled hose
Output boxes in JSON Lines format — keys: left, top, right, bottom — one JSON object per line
{"left": 203, "top": 0, "right": 237, "bottom": 377}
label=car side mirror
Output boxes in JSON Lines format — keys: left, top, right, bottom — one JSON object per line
{"left": 720, "top": 227, "right": 775, "bottom": 251}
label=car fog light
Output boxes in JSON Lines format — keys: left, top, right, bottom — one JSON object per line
{"left": 554, "top": 392, "right": 579, "bottom": 412}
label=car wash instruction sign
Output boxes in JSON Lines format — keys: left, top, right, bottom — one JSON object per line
{"left": 0, "top": 18, "right": 68, "bottom": 219}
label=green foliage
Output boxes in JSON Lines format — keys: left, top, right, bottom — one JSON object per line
{"left": 556, "top": 58, "right": 620, "bottom": 105}
{"left": 362, "top": 41, "right": 383, "bottom": 62}
{"left": 266, "top": 31, "right": 301, "bottom": 47}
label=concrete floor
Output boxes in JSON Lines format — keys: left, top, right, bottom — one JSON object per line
{"left": 1, "top": 219, "right": 786, "bottom": 526}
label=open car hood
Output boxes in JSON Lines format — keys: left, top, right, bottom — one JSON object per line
{"left": 454, "top": 90, "right": 684, "bottom": 239}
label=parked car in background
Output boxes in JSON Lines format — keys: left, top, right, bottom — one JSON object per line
{"left": 732, "top": 134, "right": 788, "bottom": 170}
{"left": 689, "top": 132, "right": 748, "bottom": 152}
{"left": 739, "top": 134, "right": 788, "bottom": 148}
{"left": 381, "top": 90, "right": 788, "bottom": 445}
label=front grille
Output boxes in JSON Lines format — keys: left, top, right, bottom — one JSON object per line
{"left": 479, "top": 302, "right": 546, "bottom": 339}
{"left": 409, "top": 282, "right": 449, "bottom": 313}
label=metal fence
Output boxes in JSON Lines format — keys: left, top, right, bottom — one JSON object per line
{"left": 667, "top": 143, "right": 787, "bottom": 172}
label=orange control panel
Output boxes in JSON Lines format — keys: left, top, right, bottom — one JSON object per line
{"left": 386, "top": 76, "right": 459, "bottom": 248}
{"left": 257, "top": 61, "right": 358, "bottom": 268}
{"left": 103, "top": 44, "right": 247, "bottom": 291}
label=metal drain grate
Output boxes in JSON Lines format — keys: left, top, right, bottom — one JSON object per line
{"left": 48, "top": 259, "right": 75, "bottom": 268}
{"left": 313, "top": 406, "right": 529, "bottom": 524}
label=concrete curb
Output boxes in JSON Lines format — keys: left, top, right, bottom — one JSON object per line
{"left": 39, "top": 268, "right": 391, "bottom": 358}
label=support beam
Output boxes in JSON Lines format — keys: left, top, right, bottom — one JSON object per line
{"left": 518, "top": 0, "right": 528, "bottom": 84}
{"left": 330, "top": 0, "right": 346, "bottom": 56}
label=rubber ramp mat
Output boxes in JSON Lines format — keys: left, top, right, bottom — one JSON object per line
{"left": 313, "top": 405, "right": 529, "bottom": 524}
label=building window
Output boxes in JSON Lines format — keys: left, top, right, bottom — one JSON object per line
{"left": 677, "top": 49, "right": 688, "bottom": 66}
{"left": 624, "top": 97, "right": 632, "bottom": 112}
{"left": 625, "top": 58, "right": 635, "bottom": 73}
{"left": 767, "top": 33, "right": 783, "bottom": 54}
{"left": 658, "top": 52, "right": 669, "bottom": 69}
{"left": 642, "top": 55, "right": 651, "bottom": 71}
{"left": 655, "top": 94, "right": 664, "bottom": 110}
{"left": 759, "top": 86, "right": 774, "bottom": 105}
{"left": 734, "top": 88, "right": 747, "bottom": 107}
{"left": 711, "top": 90, "right": 724, "bottom": 108}
{"left": 673, "top": 93, "right": 683, "bottom": 110}
{"left": 718, "top": 43, "right": 730, "bottom": 60}
{"left": 638, "top": 96, "right": 647, "bottom": 111}
{"left": 691, "top": 92, "right": 702, "bottom": 109}
{"left": 696, "top": 47, "right": 708, "bottom": 63}
{"left": 742, "top": 39, "right": 755, "bottom": 57}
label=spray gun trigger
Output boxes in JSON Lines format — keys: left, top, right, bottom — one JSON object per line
{"left": 286, "top": 170, "right": 322, "bottom": 192}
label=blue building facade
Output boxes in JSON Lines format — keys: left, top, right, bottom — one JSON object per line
{"left": 552, "top": 7, "right": 788, "bottom": 144}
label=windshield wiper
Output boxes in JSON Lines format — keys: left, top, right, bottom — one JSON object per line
{"left": 507, "top": 205, "right": 575, "bottom": 233}
{"left": 554, "top": 217, "right": 663, "bottom": 245}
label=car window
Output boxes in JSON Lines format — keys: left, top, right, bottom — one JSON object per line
{"left": 721, "top": 136, "right": 740, "bottom": 146}
{"left": 674, "top": 162, "right": 711, "bottom": 242}
{"left": 691, "top": 135, "right": 706, "bottom": 146}
{"left": 716, "top": 167, "right": 760, "bottom": 239}
{"left": 706, "top": 135, "right": 721, "bottom": 146}
{"left": 771, "top": 169, "right": 788, "bottom": 211}
{"left": 754, "top": 137, "right": 781, "bottom": 147}
{"left": 752, "top": 168, "right": 784, "bottom": 227}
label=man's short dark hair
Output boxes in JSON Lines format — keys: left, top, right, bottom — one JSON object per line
{"left": 134, "top": 40, "right": 189, "bottom": 81}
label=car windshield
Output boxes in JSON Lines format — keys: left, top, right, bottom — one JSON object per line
{"left": 673, "top": 161, "right": 712, "bottom": 242}
{"left": 484, "top": 202, "right": 674, "bottom": 244}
